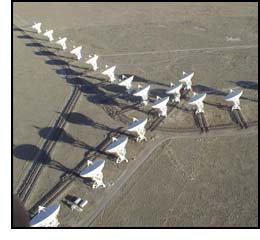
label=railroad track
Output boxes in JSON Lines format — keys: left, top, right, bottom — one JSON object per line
{"left": 232, "top": 109, "right": 248, "bottom": 129}
{"left": 196, "top": 112, "right": 209, "bottom": 133}
{"left": 28, "top": 128, "right": 124, "bottom": 216}
{"left": 16, "top": 86, "right": 81, "bottom": 204}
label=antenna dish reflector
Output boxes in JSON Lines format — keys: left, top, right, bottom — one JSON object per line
{"left": 30, "top": 204, "right": 61, "bottom": 227}
{"left": 188, "top": 92, "right": 207, "bottom": 114}
{"left": 224, "top": 89, "right": 243, "bottom": 110}
{"left": 118, "top": 75, "right": 134, "bottom": 93}
{"left": 70, "top": 46, "right": 82, "bottom": 60}
{"left": 151, "top": 96, "right": 169, "bottom": 117}
{"left": 166, "top": 83, "right": 183, "bottom": 102}
{"left": 56, "top": 37, "right": 67, "bottom": 50}
{"left": 32, "top": 22, "right": 42, "bottom": 33}
{"left": 86, "top": 54, "right": 99, "bottom": 71}
{"left": 80, "top": 160, "right": 106, "bottom": 189}
{"left": 127, "top": 118, "right": 148, "bottom": 142}
{"left": 178, "top": 72, "right": 194, "bottom": 90}
{"left": 106, "top": 136, "right": 128, "bottom": 164}
{"left": 43, "top": 29, "right": 54, "bottom": 42}
{"left": 133, "top": 85, "right": 150, "bottom": 105}
{"left": 102, "top": 65, "right": 116, "bottom": 83}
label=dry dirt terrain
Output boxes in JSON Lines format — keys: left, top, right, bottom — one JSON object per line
{"left": 13, "top": 2, "right": 258, "bottom": 227}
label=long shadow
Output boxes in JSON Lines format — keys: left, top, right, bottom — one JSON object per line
{"left": 192, "top": 84, "right": 226, "bottom": 96}
{"left": 13, "top": 144, "right": 69, "bottom": 173}
{"left": 149, "top": 88, "right": 167, "bottom": 99}
{"left": 204, "top": 101, "right": 229, "bottom": 111}
{"left": 34, "top": 126, "right": 99, "bottom": 152}
{"left": 56, "top": 68, "right": 83, "bottom": 77}
{"left": 13, "top": 144, "right": 39, "bottom": 161}
{"left": 35, "top": 50, "right": 56, "bottom": 57}
{"left": 231, "top": 81, "right": 258, "bottom": 90}
{"left": 46, "top": 59, "right": 69, "bottom": 66}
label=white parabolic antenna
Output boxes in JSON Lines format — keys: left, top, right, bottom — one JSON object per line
{"left": 106, "top": 136, "right": 128, "bottom": 164}
{"left": 86, "top": 54, "right": 99, "bottom": 71}
{"left": 152, "top": 96, "right": 170, "bottom": 117}
{"left": 32, "top": 22, "right": 42, "bottom": 33}
{"left": 43, "top": 29, "right": 54, "bottom": 42}
{"left": 166, "top": 83, "right": 183, "bottom": 102}
{"left": 118, "top": 75, "right": 134, "bottom": 93}
{"left": 224, "top": 89, "right": 243, "bottom": 110}
{"left": 127, "top": 117, "right": 148, "bottom": 142}
{"left": 56, "top": 37, "right": 67, "bottom": 50}
{"left": 80, "top": 160, "right": 106, "bottom": 189}
{"left": 188, "top": 92, "right": 207, "bottom": 114}
{"left": 70, "top": 46, "right": 82, "bottom": 60}
{"left": 133, "top": 85, "right": 150, "bottom": 105}
{"left": 178, "top": 71, "right": 194, "bottom": 90}
{"left": 30, "top": 203, "right": 60, "bottom": 227}
{"left": 102, "top": 65, "right": 116, "bottom": 83}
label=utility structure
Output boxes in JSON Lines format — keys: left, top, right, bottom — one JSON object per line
{"left": 86, "top": 54, "right": 99, "bottom": 71}
{"left": 178, "top": 71, "right": 194, "bottom": 91}
{"left": 127, "top": 117, "right": 148, "bottom": 142}
{"left": 106, "top": 136, "right": 128, "bottom": 164}
{"left": 151, "top": 96, "right": 170, "bottom": 117}
{"left": 166, "top": 82, "right": 183, "bottom": 102}
{"left": 32, "top": 22, "right": 42, "bottom": 33}
{"left": 56, "top": 37, "right": 67, "bottom": 50}
{"left": 43, "top": 29, "right": 54, "bottom": 42}
{"left": 102, "top": 65, "right": 117, "bottom": 83}
{"left": 30, "top": 204, "right": 61, "bottom": 227}
{"left": 80, "top": 160, "right": 106, "bottom": 189}
{"left": 118, "top": 75, "right": 134, "bottom": 94}
{"left": 224, "top": 89, "right": 243, "bottom": 111}
{"left": 133, "top": 85, "right": 150, "bottom": 106}
{"left": 188, "top": 92, "right": 207, "bottom": 114}
{"left": 70, "top": 46, "right": 82, "bottom": 60}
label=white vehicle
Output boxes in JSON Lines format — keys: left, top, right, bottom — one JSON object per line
{"left": 106, "top": 136, "right": 128, "bottom": 164}
{"left": 224, "top": 89, "right": 243, "bottom": 111}
{"left": 166, "top": 83, "right": 183, "bottom": 102}
{"left": 118, "top": 75, "right": 134, "bottom": 94}
{"left": 70, "top": 46, "right": 82, "bottom": 60}
{"left": 80, "top": 160, "right": 106, "bottom": 189}
{"left": 188, "top": 92, "right": 207, "bottom": 114}
{"left": 152, "top": 96, "right": 170, "bottom": 117}
{"left": 127, "top": 117, "right": 148, "bottom": 142}
{"left": 30, "top": 204, "right": 61, "bottom": 227}
{"left": 56, "top": 37, "right": 67, "bottom": 50}
{"left": 178, "top": 71, "right": 194, "bottom": 90}
{"left": 102, "top": 65, "right": 117, "bottom": 83}
{"left": 32, "top": 22, "right": 42, "bottom": 33}
{"left": 86, "top": 54, "right": 99, "bottom": 71}
{"left": 133, "top": 85, "right": 150, "bottom": 106}
{"left": 43, "top": 29, "right": 54, "bottom": 42}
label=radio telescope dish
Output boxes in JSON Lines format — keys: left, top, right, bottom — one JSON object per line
{"left": 102, "top": 65, "right": 116, "bottom": 83}
{"left": 30, "top": 203, "right": 61, "bottom": 227}
{"left": 80, "top": 160, "right": 106, "bottom": 189}
{"left": 56, "top": 37, "right": 67, "bottom": 50}
{"left": 43, "top": 29, "right": 54, "bottom": 42}
{"left": 178, "top": 71, "right": 194, "bottom": 90}
{"left": 86, "top": 54, "right": 99, "bottom": 71}
{"left": 127, "top": 117, "right": 148, "bottom": 142}
{"left": 224, "top": 89, "right": 243, "bottom": 110}
{"left": 70, "top": 46, "right": 82, "bottom": 60}
{"left": 118, "top": 75, "right": 134, "bottom": 94}
{"left": 152, "top": 96, "right": 170, "bottom": 117}
{"left": 133, "top": 85, "right": 150, "bottom": 105}
{"left": 188, "top": 92, "right": 207, "bottom": 114}
{"left": 32, "top": 22, "right": 42, "bottom": 33}
{"left": 106, "top": 136, "right": 128, "bottom": 164}
{"left": 166, "top": 83, "right": 183, "bottom": 102}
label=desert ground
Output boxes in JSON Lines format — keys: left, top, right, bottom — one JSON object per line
{"left": 13, "top": 2, "right": 258, "bottom": 227}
